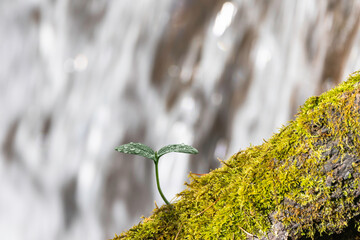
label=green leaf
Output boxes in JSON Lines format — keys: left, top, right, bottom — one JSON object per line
{"left": 115, "top": 142, "right": 156, "bottom": 161}
{"left": 157, "top": 143, "right": 198, "bottom": 158}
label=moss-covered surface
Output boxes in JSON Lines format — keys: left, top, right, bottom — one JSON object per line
{"left": 113, "top": 72, "right": 360, "bottom": 239}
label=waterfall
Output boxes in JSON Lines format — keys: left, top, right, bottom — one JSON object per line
{"left": 1, "top": 0, "right": 360, "bottom": 239}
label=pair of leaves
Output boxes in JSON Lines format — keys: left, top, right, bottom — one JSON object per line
{"left": 115, "top": 142, "right": 198, "bottom": 205}
{"left": 115, "top": 142, "right": 198, "bottom": 161}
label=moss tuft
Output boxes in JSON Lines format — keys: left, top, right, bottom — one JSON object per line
{"left": 113, "top": 71, "right": 360, "bottom": 239}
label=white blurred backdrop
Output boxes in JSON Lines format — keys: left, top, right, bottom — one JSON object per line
{"left": 1, "top": 0, "right": 360, "bottom": 239}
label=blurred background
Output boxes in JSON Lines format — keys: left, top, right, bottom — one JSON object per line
{"left": 2, "top": 0, "right": 360, "bottom": 239}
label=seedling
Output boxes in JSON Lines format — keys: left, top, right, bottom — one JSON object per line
{"left": 115, "top": 142, "right": 198, "bottom": 205}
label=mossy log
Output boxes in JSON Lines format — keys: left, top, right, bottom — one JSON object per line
{"left": 114, "top": 72, "right": 360, "bottom": 240}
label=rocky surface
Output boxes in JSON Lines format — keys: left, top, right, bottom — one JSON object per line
{"left": 115, "top": 74, "right": 360, "bottom": 239}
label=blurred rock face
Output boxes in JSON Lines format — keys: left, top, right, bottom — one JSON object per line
{"left": 1, "top": 0, "right": 360, "bottom": 239}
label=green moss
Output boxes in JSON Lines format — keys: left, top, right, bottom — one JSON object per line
{"left": 113, "top": 71, "right": 360, "bottom": 239}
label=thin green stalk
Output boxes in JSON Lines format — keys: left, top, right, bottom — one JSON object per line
{"left": 154, "top": 155, "right": 170, "bottom": 205}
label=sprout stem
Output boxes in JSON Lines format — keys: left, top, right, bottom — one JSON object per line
{"left": 154, "top": 156, "right": 170, "bottom": 205}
